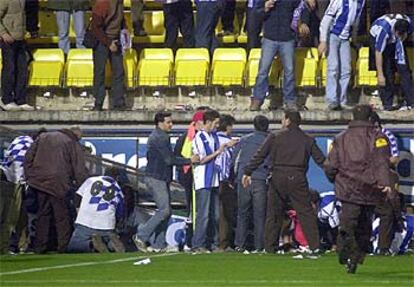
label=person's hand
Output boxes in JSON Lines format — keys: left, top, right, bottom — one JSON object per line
{"left": 1, "top": 33, "right": 14, "bottom": 44}
{"left": 242, "top": 175, "right": 252, "bottom": 188}
{"left": 377, "top": 74, "right": 386, "bottom": 87}
{"left": 265, "top": 0, "right": 275, "bottom": 12}
{"left": 378, "top": 186, "right": 392, "bottom": 194}
{"left": 109, "top": 40, "right": 118, "bottom": 53}
{"left": 305, "top": 0, "right": 316, "bottom": 10}
{"left": 226, "top": 138, "right": 240, "bottom": 148}
{"left": 191, "top": 154, "right": 200, "bottom": 164}
{"left": 299, "top": 23, "right": 310, "bottom": 38}
{"left": 318, "top": 41, "right": 327, "bottom": 56}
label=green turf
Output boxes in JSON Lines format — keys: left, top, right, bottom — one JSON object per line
{"left": 0, "top": 252, "right": 413, "bottom": 287}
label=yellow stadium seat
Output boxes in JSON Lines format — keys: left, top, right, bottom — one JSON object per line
{"left": 27, "top": 10, "right": 59, "bottom": 44}
{"left": 237, "top": 14, "right": 247, "bottom": 44}
{"left": 356, "top": 47, "right": 377, "bottom": 86}
{"left": 211, "top": 48, "right": 246, "bottom": 86}
{"left": 175, "top": 48, "right": 210, "bottom": 86}
{"left": 216, "top": 16, "right": 240, "bottom": 44}
{"left": 295, "top": 48, "right": 318, "bottom": 87}
{"left": 66, "top": 49, "right": 94, "bottom": 87}
{"left": 124, "top": 48, "right": 138, "bottom": 88}
{"left": 245, "top": 48, "right": 281, "bottom": 87}
{"left": 407, "top": 47, "right": 414, "bottom": 77}
{"left": 124, "top": 0, "right": 131, "bottom": 8}
{"left": 29, "top": 49, "right": 65, "bottom": 87}
{"left": 134, "top": 11, "right": 165, "bottom": 44}
{"left": 138, "top": 48, "right": 174, "bottom": 86}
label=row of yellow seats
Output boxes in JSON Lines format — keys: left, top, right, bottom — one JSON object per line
{"left": 31, "top": 10, "right": 247, "bottom": 45}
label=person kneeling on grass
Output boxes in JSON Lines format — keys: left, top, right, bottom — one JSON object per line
{"left": 67, "top": 168, "right": 126, "bottom": 253}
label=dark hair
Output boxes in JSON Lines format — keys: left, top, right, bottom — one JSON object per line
{"left": 284, "top": 110, "right": 301, "bottom": 125}
{"left": 395, "top": 19, "right": 409, "bottom": 36}
{"left": 218, "top": 114, "right": 236, "bottom": 132}
{"left": 31, "top": 127, "right": 47, "bottom": 140}
{"left": 352, "top": 105, "right": 373, "bottom": 121}
{"left": 369, "top": 111, "right": 382, "bottom": 127}
{"left": 196, "top": 106, "right": 210, "bottom": 111}
{"left": 203, "top": 109, "right": 220, "bottom": 124}
{"left": 253, "top": 115, "right": 269, "bottom": 132}
{"left": 154, "top": 111, "right": 172, "bottom": 126}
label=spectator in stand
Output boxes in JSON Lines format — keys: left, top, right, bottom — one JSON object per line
{"left": 131, "top": 0, "right": 147, "bottom": 36}
{"left": 234, "top": 115, "right": 270, "bottom": 253}
{"left": 246, "top": 0, "right": 265, "bottom": 49}
{"left": 249, "top": 0, "right": 302, "bottom": 111}
{"left": 91, "top": 0, "right": 128, "bottom": 111}
{"left": 194, "top": 0, "right": 223, "bottom": 53}
{"left": 47, "top": 0, "right": 89, "bottom": 54}
{"left": 132, "top": 112, "right": 199, "bottom": 253}
{"left": 67, "top": 168, "right": 126, "bottom": 253}
{"left": 369, "top": 0, "right": 390, "bottom": 23}
{"left": 162, "top": 0, "right": 195, "bottom": 50}
{"left": 24, "top": 126, "right": 89, "bottom": 254}
{"left": 26, "top": 0, "right": 39, "bottom": 38}
{"left": 216, "top": 114, "right": 238, "bottom": 251}
{"left": 220, "top": 0, "right": 236, "bottom": 36}
{"left": 318, "top": 0, "right": 365, "bottom": 111}
{"left": 369, "top": 14, "right": 414, "bottom": 111}
{"left": 0, "top": 0, "right": 35, "bottom": 111}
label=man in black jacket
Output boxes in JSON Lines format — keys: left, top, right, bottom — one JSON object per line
{"left": 242, "top": 111, "right": 326, "bottom": 256}
{"left": 133, "top": 112, "right": 199, "bottom": 252}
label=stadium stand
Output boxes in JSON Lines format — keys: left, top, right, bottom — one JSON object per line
{"left": 356, "top": 47, "right": 377, "bottom": 87}
{"left": 174, "top": 48, "right": 210, "bottom": 86}
{"left": 211, "top": 48, "right": 246, "bottom": 87}
{"left": 28, "top": 49, "right": 65, "bottom": 87}
{"left": 137, "top": 48, "right": 174, "bottom": 86}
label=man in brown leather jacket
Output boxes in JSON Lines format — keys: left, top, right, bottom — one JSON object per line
{"left": 242, "top": 110, "right": 326, "bottom": 256}
{"left": 325, "top": 105, "right": 392, "bottom": 274}
{"left": 24, "top": 126, "right": 89, "bottom": 253}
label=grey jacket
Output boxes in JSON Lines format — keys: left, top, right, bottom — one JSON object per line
{"left": 233, "top": 131, "right": 271, "bottom": 182}
{"left": 0, "top": 0, "right": 26, "bottom": 41}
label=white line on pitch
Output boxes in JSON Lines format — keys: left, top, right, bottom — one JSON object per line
{"left": 0, "top": 253, "right": 179, "bottom": 277}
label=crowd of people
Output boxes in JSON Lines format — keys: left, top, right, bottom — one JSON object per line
{"left": 0, "top": 0, "right": 413, "bottom": 111}
{"left": 0, "top": 104, "right": 413, "bottom": 274}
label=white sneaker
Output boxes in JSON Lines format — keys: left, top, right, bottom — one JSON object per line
{"left": 164, "top": 246, "right": 179, "bottom": 253}
{"left": 0, "top": 100, "right": 19, "bottom": 111}
{"left": 398, "top": 105, "right": 413, "bottom": 111}
{"left": 17, "top": 104, "right": 35, "bottom": 111}
{"left": 146, "top": 246, "right": 162, "bottom": 253}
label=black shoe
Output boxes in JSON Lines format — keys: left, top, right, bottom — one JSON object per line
{"left": 91, "top": 105, "right": 103, "bottom": 111}
{"left": 112, "top": 105, "right": 129, "bottom": 111}
{"left": 346, "top": 259, "right": 358, "bottom": 274}
{"left": 328, "top": 104, "right": 342, "bottom": 111}
{"left": 378, "top": 248, "right": 392, "bottom": 256}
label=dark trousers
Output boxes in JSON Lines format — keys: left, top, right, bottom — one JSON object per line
{"left": 131, "top": 0, "right": 145, "bottom": 33}
{"left": 34, "top": 188, "right": 72, "bottom": 253}
{"left": 235, "top": 179, "right": 267, "bottom": 250}
{"left": 374, "top": 200, "right": 395, "bottom": 250}
{"left": 246, "top": 7, "right": 264, "bottom": 49}
{"left": 195, "top": 1, "right": 222, "bottom": 53}
{"left": 93, "top": 42, "right": 125, "bottom": 109}
{"left": 221, "top": 0, "right": 236, "bottom": 32}
{"left": 337, "top": 201, "right": 374, "bottom": 265}
{"left": 163, "top": 0, "right": 195, "bottom": 49}
{"left": 264, "top": 171, "right": 319, "bottom": 252}
{"left": 219, "top": 181, "right": 237, "bottom": 249}
{"left": 26, "top": 0, "right": 39, "bottom": 33}
{"left": 1, "top": 41, "right": 28, "bottom": 105}
{"left": 369, "top": 37, "right": 414, "bottom": 108}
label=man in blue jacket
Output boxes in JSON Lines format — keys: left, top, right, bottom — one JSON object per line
{"left": 233, "top": 115, "right": 270, "bottom": 252}
{"left": 133, "top": 111, "right": 199, "bottom": 252}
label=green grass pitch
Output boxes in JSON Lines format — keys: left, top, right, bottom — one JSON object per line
{"left": 1, "top": 252, "right": 413, "bottom": 287}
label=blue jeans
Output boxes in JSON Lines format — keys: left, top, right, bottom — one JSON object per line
{"left": 136, "top": 177, "right": 171, "bottom": 249}
{"left": 67, "top": 224, "right": 114, "bottom": 253}
{"left": 235, "top": 180, "right": 267, "bottom": 250}
{"left": 192, "top": 188, "right": 219, "bottom": 249}
{"left": 325, "top": 34, "right": 351, "bottom": 106}
{"left": 253, "top": 38, "right": 296, "bottom": 104}
{"left": 195, "top": 1, "right": 222, "bottom": 54}
{"left": 56, "top": 10, "right": 85, "bottom": 54}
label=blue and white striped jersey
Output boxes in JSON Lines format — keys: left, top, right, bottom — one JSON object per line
{"left": 1, "top": 135, "right": 33, "bottom": 184}
{"left": 215, "top": 132, "right": 234, "bottom": 182}
{"left": 320, "top": 0, "right": 365, "bottom": 41}
{"left": 370, "top": 14, "right": 413, "bottom": 53}
{"left": 382, "top": 127, "right": 400, "bottom": 158}
{"left": 192, "top": 130, "right": 220, "bottom": 191}
{"left": 317, "top": 191, "right": 341, "bottom": 228}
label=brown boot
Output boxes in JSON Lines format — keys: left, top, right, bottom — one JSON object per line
{"left": 249, "top": 99, "right": 262, "bottom": 111}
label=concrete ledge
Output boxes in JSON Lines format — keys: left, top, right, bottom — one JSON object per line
{"left": 1, "top": 109, "right": 413, "bottom": 125}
